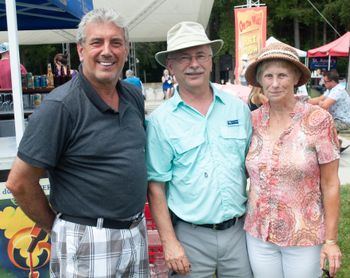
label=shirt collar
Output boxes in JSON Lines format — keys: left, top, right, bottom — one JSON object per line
{"left": 260, "top": 95, "right": 307, "bottom": 127}
{"left": 170, "top": 82, "right": 226, "bottom": 112}
{"left": 77, "top": 64, "right": 125, "bottom": 114}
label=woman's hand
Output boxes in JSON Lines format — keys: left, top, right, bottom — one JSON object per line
{"left": 320, "top": 242, "right": 342, "bottom": 277}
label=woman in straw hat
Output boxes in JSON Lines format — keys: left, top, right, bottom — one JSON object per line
{"left": 243, "top": 42, "right": 342, "bottom": 278}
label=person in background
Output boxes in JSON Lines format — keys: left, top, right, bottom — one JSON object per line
{"left": 0, "top": 42, "right": 27, "bottom": 89}
{"left": 247, "top": 86, "right": 268, "bottom": 111}
{"left": 147, "top": 21, "right": 253, "bottom": 277}
{"left": 309, "top": 70, "right": 350, "bottom": 152}
{"left": 296, "top": 84, "right": 308, "bottom": 96}
{"left": 244, "top": 42, "right": 342, "bottom": 278}
{"left": 53, "top": 52, "right": 78, "bottom": 79}
{"left": 314, "top": 70, "right": 326, "bottom": 93}
{"left": 239, "top": 54, "right": 249, "bottom": 86}
{"left": 123, "top": 69, "right": 145, "bottom": 98}
{"left": 6, "top": 8, "right": 149, "bottom": 277}
{"left": 161, "top": 69, "right": 175, "bottom": 99}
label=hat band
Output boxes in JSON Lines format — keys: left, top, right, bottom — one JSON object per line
{"left": 259, "top": 49, "right": 299, "bottom": 61}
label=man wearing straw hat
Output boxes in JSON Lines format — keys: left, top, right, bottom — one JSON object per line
{"left": 146, "top": 21, "right": 253, "bottom": 277}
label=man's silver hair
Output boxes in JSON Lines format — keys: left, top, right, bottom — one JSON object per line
{"left": 76, "top": 8, "right": 129, "bottom": 45}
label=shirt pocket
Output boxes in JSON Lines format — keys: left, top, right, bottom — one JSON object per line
{"left": 170, "top": 133, "right": 205, "bottom": 167}
{"left": 219, "top": 126, "right": 248, "bottom": 157}
{"left": 171, "top": 133, "right": 205, "bottom": 154}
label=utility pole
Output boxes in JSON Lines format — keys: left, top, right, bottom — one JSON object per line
{"left": 247, "top": 0, "right": 261, "bottom": 8}
{"left": 235, "top": 0, "right": 263, "bottom": 8}
{"left": 128, "top": 42, "right": 137, "bottom": 77}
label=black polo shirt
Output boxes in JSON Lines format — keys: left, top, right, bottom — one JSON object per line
{"left": 18, "top": 69, "right": 147, "bottom": 219}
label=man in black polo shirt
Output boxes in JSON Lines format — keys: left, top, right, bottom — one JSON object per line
{"left": 6, "top": 9, "right": 148, "bottom": 277}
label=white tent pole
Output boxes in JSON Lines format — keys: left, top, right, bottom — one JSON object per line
{"left": 328, "top": 55, "right": 331, "bottom": 70}
{"left": 5, "top": 0, "right": 25, "bottom": 146}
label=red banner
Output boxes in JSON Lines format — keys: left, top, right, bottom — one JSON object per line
{"left": 234, "top": 7, "right": 267, "bottom": 84}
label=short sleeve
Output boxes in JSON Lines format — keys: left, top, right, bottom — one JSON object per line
{"left": 327, "top": 87, "right": 342, "bottom": 101}
{"left": 146, "top": 117, "right": 174, "bottom": 182}
{"left": 313, "top": 109, "right": 340, "bottom": 164}
{"left": 18, "top": 99, "right": 72, "bottom": 169}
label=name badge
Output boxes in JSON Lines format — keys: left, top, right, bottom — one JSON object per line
{"left": 227, "top": 119, "right": 239, "bottom": 126}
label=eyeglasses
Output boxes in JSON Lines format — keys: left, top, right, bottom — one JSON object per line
{"left": 167, "top": 54, "right": 212, "bottom": 65}
{"left": 324, "top": 79, "right": 332, "bottom": 83}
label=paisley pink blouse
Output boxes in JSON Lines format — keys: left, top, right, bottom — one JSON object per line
{"left": 244, "top": 97, "right": 339, "bottom": 246}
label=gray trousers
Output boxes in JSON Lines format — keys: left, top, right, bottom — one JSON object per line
{"left": 172, "top": 217, "right": 252, "bottom": 278}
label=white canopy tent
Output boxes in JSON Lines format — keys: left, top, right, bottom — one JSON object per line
{"left": 1, "top": 0, "right": 214, "bottom": 146}
{"left": 266, "top": 36, "right": 307, "bottom": 58}
{"left": 0, "top": 0, "right": 214, "bottom": 44}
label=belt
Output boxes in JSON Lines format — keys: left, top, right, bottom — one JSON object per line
{"left": 59, "top": 213, "right": 144, "bottom": 229}
{"left": 179, "top": 216, "right": 242, "bottom": 231}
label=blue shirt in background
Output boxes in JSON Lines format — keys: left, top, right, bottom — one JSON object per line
{"left": 123, "top": 76, "right": 143, "bottom": 89}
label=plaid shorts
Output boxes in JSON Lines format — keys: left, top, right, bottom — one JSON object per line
{"left": 50, "top": 215, "right": 149, "bottom": 277}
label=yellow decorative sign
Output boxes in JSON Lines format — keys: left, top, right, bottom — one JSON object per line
{"left": 0, "top": 180, "right": 50, "bottom": 277}
{"left": 234, "top": 7, "right": 267, "bottom": 84}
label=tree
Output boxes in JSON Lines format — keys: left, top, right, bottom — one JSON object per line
{"left": 132, "top": 41, "right": 166, "bottom": 82}
{"left": 210, "top": 0, "right": 349, "bottom": 53}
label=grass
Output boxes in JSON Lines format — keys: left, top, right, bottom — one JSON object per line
{"left": 336, "top": 184, "right": 350, "bottom": 278}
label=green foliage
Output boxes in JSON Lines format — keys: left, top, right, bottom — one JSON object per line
{"left": 210, "top": 0, "right": 349, "bottom": 52}
{"left": 133, "top": 41, "right": 167, "bottom": 82}
{"left": 20, "top": 45, "right": 58, "bottom": 74}
{"left": 338, "top": 1, "right": 350, "bottom": 29}
{"left": 337, "top": 185, "right": 350, "bottom": 278}
{"left": 210, "top": 0, "right": 236, "bottom": 55}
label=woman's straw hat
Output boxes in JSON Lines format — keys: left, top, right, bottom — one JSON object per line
{"left": 155, "top": 21, "right": 223, "bottom": 67}
{"left": 245, "top": 42, "right": 311, "bottom": 87}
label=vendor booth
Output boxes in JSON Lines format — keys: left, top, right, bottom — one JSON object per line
{"left": 307, "top": 32, "right": 350, "bottom": 92}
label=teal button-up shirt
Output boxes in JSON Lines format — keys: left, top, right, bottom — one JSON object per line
{"left": 146, "top": 84, "right": 252, "bottom": 224}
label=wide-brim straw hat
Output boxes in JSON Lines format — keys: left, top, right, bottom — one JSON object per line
{"left": 0, "top": 42, "right": 9, "bottom": 54}
{"left": 245, "top": 42, "right": 311, "bottom": 87}
{"left": 155, "top": 21, "right": 223, "bottom": 67}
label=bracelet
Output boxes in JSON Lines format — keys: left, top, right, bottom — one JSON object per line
{"left": 324, "top": 239, "right": 337, "bottom": 245}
